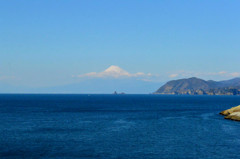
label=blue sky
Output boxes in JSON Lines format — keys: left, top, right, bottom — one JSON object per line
{"left": 0, "top": 0, "right": 240, "bottom": 92}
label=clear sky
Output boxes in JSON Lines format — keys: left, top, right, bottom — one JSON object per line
{"left": 0, "top": 0, "right": 240, "bottom": 91}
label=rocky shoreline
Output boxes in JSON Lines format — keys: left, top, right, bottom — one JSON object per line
{"left": 220, "top": 105, "right": 240, "bottom": 121}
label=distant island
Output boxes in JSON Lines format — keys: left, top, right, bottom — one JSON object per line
{"left": 113, "top": 91, "right": 125, "bottom": 95}
{"left": 154, "top": 77, "right": 240, "bottom": 95}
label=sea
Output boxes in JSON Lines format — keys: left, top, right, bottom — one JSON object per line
{"left": 0, "top": 94, "right": 240, "bottom": 159}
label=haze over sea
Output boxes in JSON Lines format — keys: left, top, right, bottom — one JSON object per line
{"left": 1, "top": 94, "right": 240, "bottom": 159}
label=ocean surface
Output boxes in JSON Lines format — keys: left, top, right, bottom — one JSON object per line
{"left": 1, "top": 94, "right": 240, "bottom": 159}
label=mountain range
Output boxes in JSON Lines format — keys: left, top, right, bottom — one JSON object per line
{"left": 155, "top": 77, "right": 240, "bottom": 95}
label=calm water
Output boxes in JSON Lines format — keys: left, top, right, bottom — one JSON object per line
{"left": 1, "top": 94, "right": 240, "bottom": 159}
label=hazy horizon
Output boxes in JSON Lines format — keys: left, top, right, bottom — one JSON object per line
{"left": 1, "top": 1, "right": 240, "bottom": 93}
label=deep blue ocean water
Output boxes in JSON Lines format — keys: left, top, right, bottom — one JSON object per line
{"left": 1, "top": 94, "right": 240, "bottom": 159}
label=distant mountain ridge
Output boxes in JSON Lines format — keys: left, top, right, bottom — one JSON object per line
{"left": 155, "top": 77, "right": 240, "bottom": 95}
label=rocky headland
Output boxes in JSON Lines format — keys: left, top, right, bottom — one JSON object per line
{"left": 155, "top": 77, "right": 240, "bottom": 95}
{"left": 220, "top": 105, "right": 240, "bottom": 121}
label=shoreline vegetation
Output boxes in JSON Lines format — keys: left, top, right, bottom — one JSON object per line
{"left": 220, "top": 105, "right": 240, "bottom": 121}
